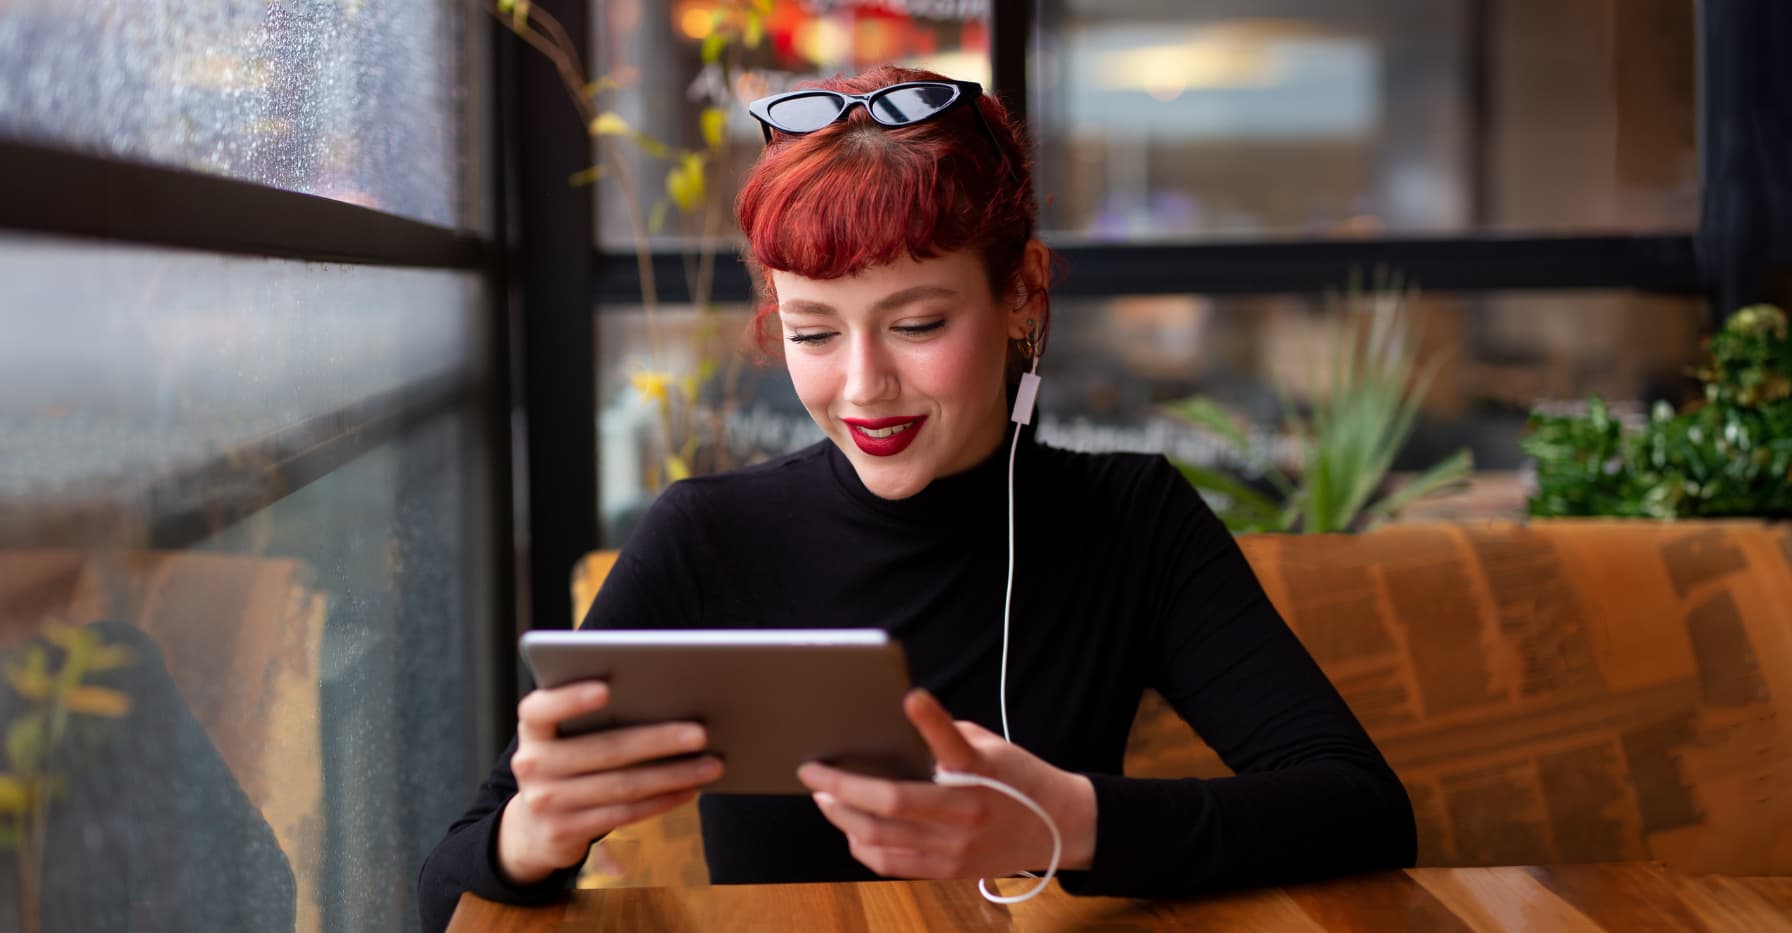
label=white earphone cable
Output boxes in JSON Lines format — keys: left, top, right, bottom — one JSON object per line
{"left": 931, "top": 767, "right": 1061, "bottom": 903}
{"left": 998, "top": 407, "right": 1023, "bottom": 741}
{"left": 929, "top": 357, "right": 1059, "bottom": 905}
{"left": 1002, "top": 357, "right": 1041, "bottom": 744}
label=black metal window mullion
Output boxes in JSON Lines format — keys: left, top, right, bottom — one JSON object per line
{"left": 990, "top": 0, "right": 1033, "bottom": 129}
{"left": 594, "top": 233, "right": 1705, "bottom": 308}
{"left": 1048, "top": 236, "right": 1705, "bottom": 297}
{"left": 0, "top": 139, "right": 493, "bottom": 270}
{"left": 513, "top": 0, "right": 598, "bottom": 630}
{"left": 1696, "top": 0, "right": 1792, "bottom": 323}
{"left": 479, "top": 6, "right": 523, "bottom": 764}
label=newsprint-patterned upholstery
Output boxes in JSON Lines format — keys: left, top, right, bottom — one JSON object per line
{"left": 571, "top": 520, "right": 1792, "bottom": 887}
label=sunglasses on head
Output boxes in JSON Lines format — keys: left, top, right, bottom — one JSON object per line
{"left": 747, "top": 79, "right": 1019, "bottom": 182}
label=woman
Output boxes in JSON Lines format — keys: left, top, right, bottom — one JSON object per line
{"left": 419, "top": 65, "right": 1414, "bottom": 931}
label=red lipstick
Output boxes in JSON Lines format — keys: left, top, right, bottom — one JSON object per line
{"left": 841, "top": 415, "right": 927, "bottom": 457}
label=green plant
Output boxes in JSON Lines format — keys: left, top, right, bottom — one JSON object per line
{"left": 1165, "top": 276, "right": 1473, "bottom": 533}
{"left": 490, "top": 0, "right": 770, "bottom": 485}
{"left": 0, "top": 622, "right": 134, "bottom": 933}
{"left": 1523, "top": 304, "right": 1792, "bottom": 519}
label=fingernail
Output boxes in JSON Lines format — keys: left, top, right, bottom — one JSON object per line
{"left": 680, "top": 725, "right": 706, "bottom": 747}
{"left": 697, "top": 758, "right": 722, "bottom": 779}
{"left": 813, "top": 791, "right": 835, "bottom": 808}
{"left": 583, "top": 683, "right": 607, "bottom": 703}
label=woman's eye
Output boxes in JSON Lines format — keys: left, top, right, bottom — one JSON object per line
{"left": 894, "top": 320, "right": 945, "bottom": 336}
{"left": 787, "top": 332, "right": 835, "bottom": 345}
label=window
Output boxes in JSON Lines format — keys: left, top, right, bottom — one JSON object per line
{"left": 0, "top": 0, "right": 490, "bottom": 230}
{"left": 0, "top": 3, "right": 503, "bottom": 931}
{"left": 1031, "top": 0, "right": 1697, "bottom": 241}
{"left": 582, "top": 0, "right": 1735, "bottom": 541}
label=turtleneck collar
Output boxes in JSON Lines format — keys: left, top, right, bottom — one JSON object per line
{"left": 824, "top": 422, "right": 1039, "bottom": 527}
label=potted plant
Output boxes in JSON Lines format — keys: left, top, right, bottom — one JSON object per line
{"left": 1522, "top": 304, "right": 1792, "bottom": 519}
{"left": 1163, "top": 276, "right": 1473, "bottom": 533}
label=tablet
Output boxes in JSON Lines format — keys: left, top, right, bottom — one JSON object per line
{"left": 519, "top": 628, "right": 934, "bottom": 795}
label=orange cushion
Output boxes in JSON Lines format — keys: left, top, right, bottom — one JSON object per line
{"left": 1131, "top": 521, "right": 1792, "bottom": 874}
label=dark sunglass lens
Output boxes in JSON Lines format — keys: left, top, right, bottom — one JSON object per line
{"left": 871, "top": 85, "right": 957, "bottom": 124}
{"left": 767, "top": 94, "right": 846, "bottom": 132}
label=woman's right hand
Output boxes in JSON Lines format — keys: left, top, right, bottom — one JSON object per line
{"left": 495, "top": 680, "right": 723, "bottom": 885}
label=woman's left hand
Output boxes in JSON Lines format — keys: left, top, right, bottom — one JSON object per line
{"left": 797, "top": 688, "right": 1097, "bottom": 880}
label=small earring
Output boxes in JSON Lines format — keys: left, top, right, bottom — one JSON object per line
{"left": 1016, "top": 318, "right": 1040, "bottom": 360}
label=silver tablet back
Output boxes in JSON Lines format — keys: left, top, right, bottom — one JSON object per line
{"left": 520, "top": 629, "right": 933, "bottom": 795}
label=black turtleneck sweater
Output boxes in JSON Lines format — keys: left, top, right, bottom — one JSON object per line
{"left": 418, "top": 435, "right": 1415, "bottom": 931}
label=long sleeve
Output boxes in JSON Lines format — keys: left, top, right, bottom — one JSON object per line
{"left": 1063, "top": 461, "right": 1416, "bottom": 897}
{"left": 416, "top": 484, "right": 711, "bottom": 933}
{"left": 420, "top": 439, "right": 1415, "bottom": 915}
{"left": 416, "top": 738, "right": 582, "bottom": 933}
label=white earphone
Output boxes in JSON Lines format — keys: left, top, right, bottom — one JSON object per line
{"left": 930, "top": 315, "right": 1059, "bottom": 904}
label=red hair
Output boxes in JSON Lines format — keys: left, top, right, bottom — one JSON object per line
{"left": 735, "top": 65, "right": 1046, "bottom": 356}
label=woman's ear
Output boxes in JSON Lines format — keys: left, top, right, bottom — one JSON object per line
{"left": 1007, "top": 239, "right": 1051, "bottom": 340}
{"left": 1007, "top": 293, "right": 1030, "bottom": 339}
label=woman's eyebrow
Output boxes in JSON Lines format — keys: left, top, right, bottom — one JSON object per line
{"left": 780, "top": 285, "right": 957, "bottom": 319}
{"left": 780, "top": 300, "right": 834, "bottom": 318}
{"left": 872, "top": 284, "right": 956, "bottom": 312}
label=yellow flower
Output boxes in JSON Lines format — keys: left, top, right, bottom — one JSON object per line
{"left": 666, "top": 154, "right": 706, "bottom": 214}
{"left": 65, "top": 687, "right": 132, "bottom": 719}
{"left": 0, "top": 775, "right": 28, "bottom": 813}
{"left": 631, "top": 371, "right": 673, "bottom": 403}
{"left": 700, "top": 107, "right": 725, "bottom": 152}
{"left": 5, "top": 664, "right": 52, "bottom": 702}
{"left": 588, "top": 111, "right": 631, "bottom": 138}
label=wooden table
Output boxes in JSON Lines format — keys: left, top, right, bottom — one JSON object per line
{"left": 449, "top": 864, "right": 1792, "bottom": 931}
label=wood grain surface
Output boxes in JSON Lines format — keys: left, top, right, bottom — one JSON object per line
{"left": 449, "top": 864, "right": 1792, "bottom": 932}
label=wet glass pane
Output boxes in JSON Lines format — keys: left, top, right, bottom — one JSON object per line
{"left": 0, "top": 0, "right": 489, "bottom": 231}
{"left": 0, "top": 235, "right": 497, "bottom": 932}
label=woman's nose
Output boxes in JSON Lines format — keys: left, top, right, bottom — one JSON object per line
{"left": 842, "top": 333, "right": 898, "bottom": 406}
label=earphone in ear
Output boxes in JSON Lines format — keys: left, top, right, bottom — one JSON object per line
{"left": 1010, "top": 372, "right": 1041, "bottom": 425}
{"left": 1010, "top": 318, "right": 1043, "bottom": 425}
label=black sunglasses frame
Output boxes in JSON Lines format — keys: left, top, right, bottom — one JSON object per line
{"left": 747, "top": 80, "right": 1020, "bottom": 183}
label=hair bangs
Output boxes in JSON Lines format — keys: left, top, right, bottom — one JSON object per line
{"left": 739, "top": 123, "right": 981, "bottom": 282}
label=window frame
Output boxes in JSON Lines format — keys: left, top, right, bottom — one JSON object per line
{"left": 0, "top": 5, "right": 523, "bottom": 764}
